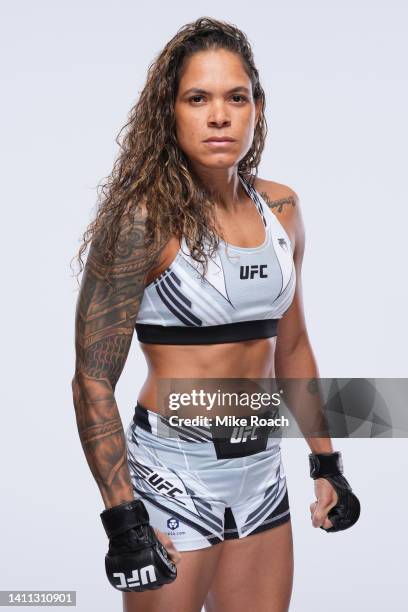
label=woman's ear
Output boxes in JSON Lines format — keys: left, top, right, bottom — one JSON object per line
{"left": 255, "top": 98, "right": 262, "bottom": 127}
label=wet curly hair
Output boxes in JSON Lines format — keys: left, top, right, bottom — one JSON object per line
{"left": 72, "top": 16, "right": 267, "bottom": 281}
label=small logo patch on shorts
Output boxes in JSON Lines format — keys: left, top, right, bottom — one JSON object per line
{"left": 166, "top": 516, "right": 186, "bottom": 536}
{"left": 167, "top": 517, "right": 179, "bottom": 530}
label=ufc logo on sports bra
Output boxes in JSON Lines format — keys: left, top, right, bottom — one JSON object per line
{"left": 239, "top": 264, "right": 268, "bottom": 279}
{"left": 113, "top": 565, "right": 157, "bottom": 589}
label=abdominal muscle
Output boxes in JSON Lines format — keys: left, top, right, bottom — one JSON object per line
{"left": 136, "top": 336, "right": 277, "bottom": 414}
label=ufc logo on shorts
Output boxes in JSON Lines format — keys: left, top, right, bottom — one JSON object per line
{"left": 240, "top": 264, "right": 268, "bottom": 279}
{"left": 230, "top": 425, "right": 258, "bottom": 443}
{"left": 135, "top": 462, "right": 184, "bottom": 501}
{"left": 113, "top": 565, "right": 157, "bottom": 589}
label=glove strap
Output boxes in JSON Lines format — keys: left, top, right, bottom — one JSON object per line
{"left": 100, "top": 499, "right": 150, "bottom": 539}
{"left": 309, "top": 451, "right": 343, "bottom": 479}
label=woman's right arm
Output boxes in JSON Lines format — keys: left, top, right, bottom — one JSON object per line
{"left": 71, "top": 204, "right": 162, "bottom": 510}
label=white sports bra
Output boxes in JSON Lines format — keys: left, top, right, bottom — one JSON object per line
{"left": 135, "top": 174, "right": 296, "bottom": 344}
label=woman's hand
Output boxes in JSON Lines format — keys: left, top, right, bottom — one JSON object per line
{"left": 153, "top": 527, "right": 182, "bottom": 565}
{"left": 309, "top": 477, "right": 339, "bottom": 529}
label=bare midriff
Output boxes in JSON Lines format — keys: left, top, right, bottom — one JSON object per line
{"left": 137, "top": 337, "right": 277, "bottom": 414}
{"left": 136, "top": 182, "right": 281, "bottom": 415}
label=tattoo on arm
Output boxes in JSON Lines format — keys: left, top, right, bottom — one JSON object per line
{"left": 259, "top": 191, "right": 296, "bottom": 213}
{"left": 72, "top": 207, "right": 164, "bottom": 508}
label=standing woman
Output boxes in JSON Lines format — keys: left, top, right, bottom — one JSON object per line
{"left": 72, "top": 17, "right": 360, "bottom": 612}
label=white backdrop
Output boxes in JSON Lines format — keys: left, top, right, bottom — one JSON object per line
{"left": 1, "top": 1, "right": 407, "bottom": 610}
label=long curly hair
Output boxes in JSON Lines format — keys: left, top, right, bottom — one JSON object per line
{"left": 71, "top": 16, "right": 267, "bottom": 282}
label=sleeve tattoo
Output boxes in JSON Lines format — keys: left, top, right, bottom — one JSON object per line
{"left": 71, "top": 207, "right": 163, "bottom": 508}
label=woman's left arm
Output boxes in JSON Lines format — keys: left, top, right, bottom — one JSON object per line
{"left": 273, "top": 188, "right": 333, "bottom": 454}
{"left": 272, "top": 188, "right": 340, "bottom": 529}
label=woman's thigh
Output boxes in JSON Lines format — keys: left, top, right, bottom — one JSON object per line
{"left": 122, "top": 543, "right": 224, "bottom": 612}
{"left": 204, "top": 520, "right": 294, "bottom": 612}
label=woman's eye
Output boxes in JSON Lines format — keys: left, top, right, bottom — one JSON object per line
{"left": 231, "top": 94, "right": 247, "bottom": 103}
{"left": 190, "top": 95, "right": 204, "bottom": 103}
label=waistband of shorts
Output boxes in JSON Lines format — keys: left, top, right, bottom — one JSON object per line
{"left": 133, "top": 401, "right": 214, "bottom": 442}
{"left": 132, "top": 400, "right": 284, "bottom": 444}
{"left": 133, "top": 401, "right": 157, "bottom": 431}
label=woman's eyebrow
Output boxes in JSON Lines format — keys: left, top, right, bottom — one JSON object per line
{"left": 181, "top": 86, "right": 251, "bottom": 96}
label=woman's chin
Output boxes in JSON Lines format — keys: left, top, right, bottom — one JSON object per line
{"left": 199, "top": 155, "right": 240, "bottom": 170}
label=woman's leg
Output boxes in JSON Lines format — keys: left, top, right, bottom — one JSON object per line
{"left": 204, "top": 521, "right": 294, "bottom": 612}
{"left": 123, "top": 543, "right": 224, "bottom": 612}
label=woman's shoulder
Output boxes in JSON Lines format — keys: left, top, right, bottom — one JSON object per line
{"left": 253, "top": 177, "right": 299, "bottom": 210}
{"left": 254, "top": 176, "right": 303, "bottom": 254}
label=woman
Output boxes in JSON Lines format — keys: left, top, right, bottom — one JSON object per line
{"left": 71, "top": 17, "right": 360, "bottom": 612}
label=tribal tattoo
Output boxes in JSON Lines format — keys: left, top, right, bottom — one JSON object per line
{"left": 72, "top": 207, "right": 164, "bottom": 509}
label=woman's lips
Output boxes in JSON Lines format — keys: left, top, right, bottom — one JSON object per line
{"left": 203, "top": 139, "right": 236, "bottom": 147}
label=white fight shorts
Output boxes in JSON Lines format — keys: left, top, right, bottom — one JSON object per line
{"left": 125, "top": 402, "right": 291, "bottom": 551}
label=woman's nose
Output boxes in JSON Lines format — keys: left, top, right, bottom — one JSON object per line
{"left": 207, "top": 102, "right": 231, "bottom": 127}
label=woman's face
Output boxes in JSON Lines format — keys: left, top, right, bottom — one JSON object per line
{"left": 174, "top": 48, "right": 261, "bottom": 171}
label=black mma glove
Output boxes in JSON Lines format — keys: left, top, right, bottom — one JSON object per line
{"left": 309, "top": 451, "right": 361, "bottom": 533}
{"left": 100, "top": 499, "right": 177, "bottom": 591}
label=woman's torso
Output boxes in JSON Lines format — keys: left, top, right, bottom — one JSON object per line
{"left": 136, "top": 175, "right": 296, "bottom": 413}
